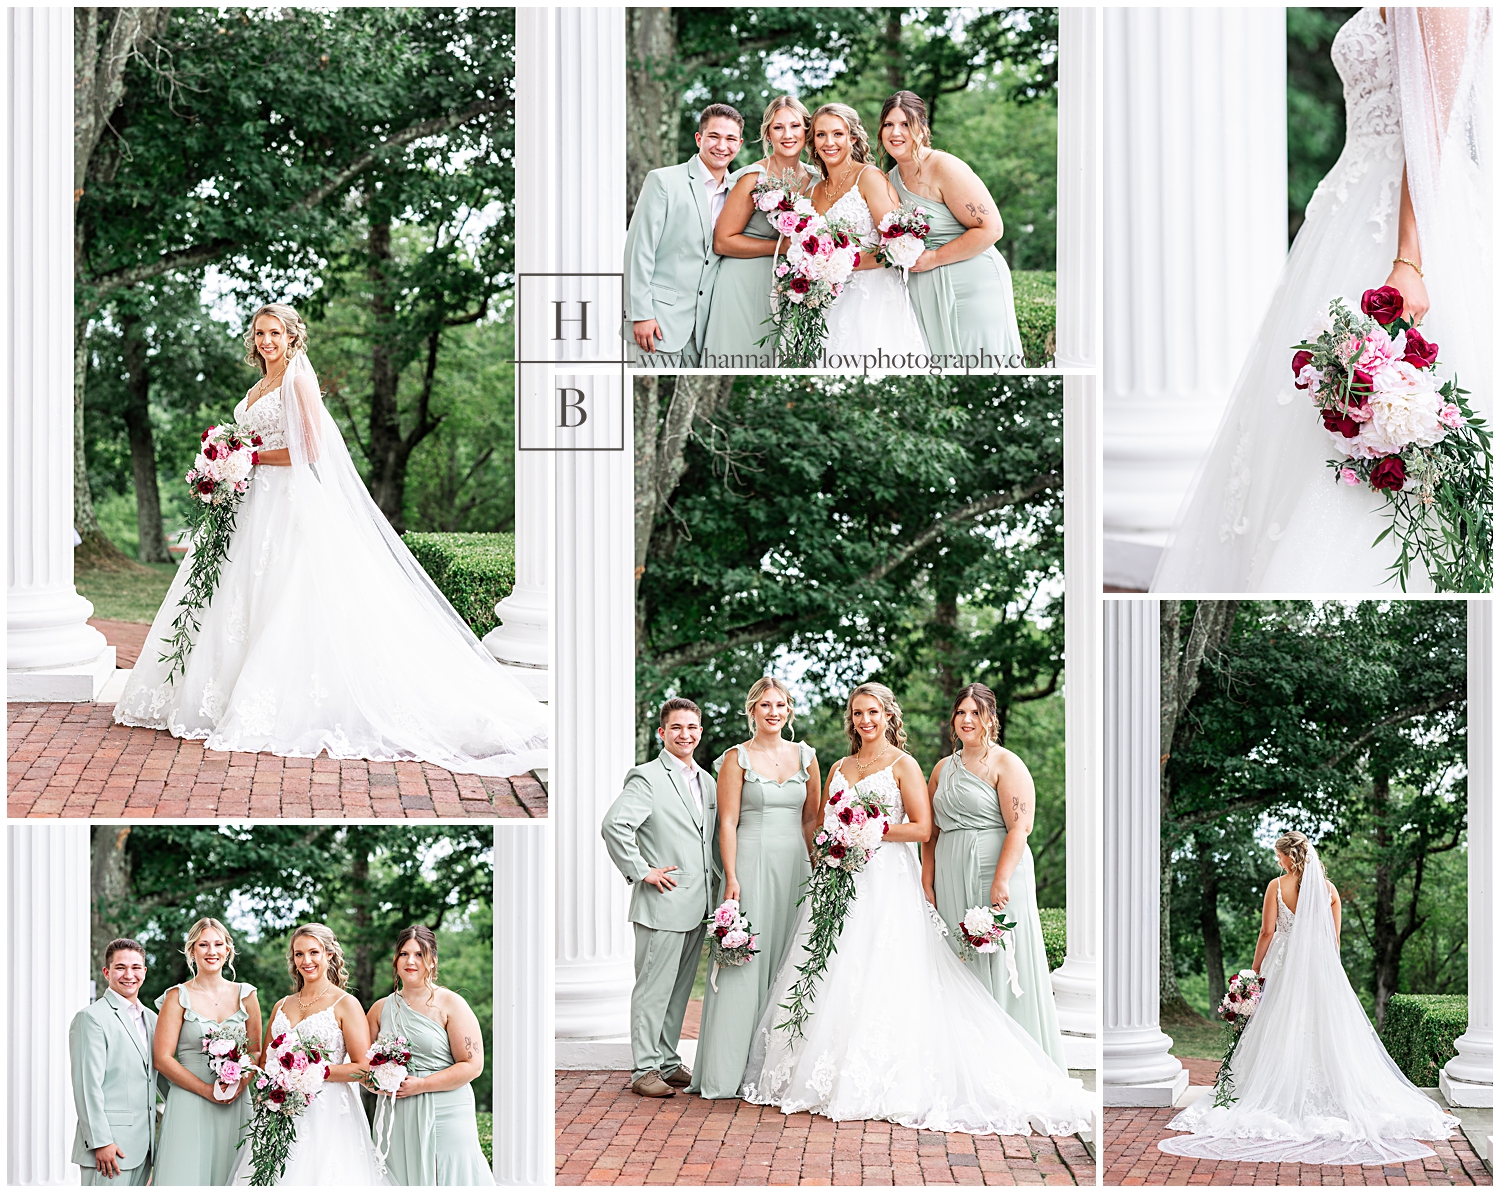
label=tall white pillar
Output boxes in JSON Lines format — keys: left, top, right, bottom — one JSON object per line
{"left": 6, "top": 8, "right": 116, "bottom": 701}
{"left": 495, "top": 824, "right": 553, "bottom": 1184}
{"left": 1101, "top": 8, "right": 1286, "bottom": 589}
{"left": 7, "top": 824, "right": 91, "bottom": 1185}
{"left": 539, "top": 7, "right": 637, "bottom": 1055}
{"left": 1102, "top": 599, "right": 1188, "bottom": 1106}
{"left": 1442, "top": 600, "right": 1493, "bottom": 1108}
{"left": 1055, "top": 6, "right": 1099, "bottom": 372}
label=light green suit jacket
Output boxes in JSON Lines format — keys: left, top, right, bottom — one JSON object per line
{"left": 601, "top": 750, "right": 721, "bottom": 932}
{"left": 622, "top": 155, "right": 724, "bottom": 356}
{"left": 69, "top": 989, "right": 158, "bottom": 1171}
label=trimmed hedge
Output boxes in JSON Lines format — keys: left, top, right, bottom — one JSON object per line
{"left": 1038, "top": 906, "right": 1066, "bottom": 972}
{"left": 1380, "top": 993, "right": 1468, "bottom": 1087}
{"left": 402, "top": 532, "right": 516, "bottom": 639}
{"left": 1013, "top": 269, "right": 1057, "bottom": 368}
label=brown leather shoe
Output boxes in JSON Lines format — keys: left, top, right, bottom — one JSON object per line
{"left": 631, "top": 1070, "right": 676, "bottom": 1098}
{"left": 663, "top": 1065, "right": 692, "bottom": 1088}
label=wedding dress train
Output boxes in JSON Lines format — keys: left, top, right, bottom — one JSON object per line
{"left": 1159, "top": 847, "right": 1458, "bottom": 1164}
{"left": 740, "top": 763, "right": 1093, "bottom": 1137}
{"left": 820, "top": 172, "right": 929, "bottom": 361}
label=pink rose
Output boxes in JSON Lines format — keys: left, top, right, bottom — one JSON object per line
{"left": 1438, "top": 404, "right": 1465, "bottom": 429}
{"left": 1340, "top": 467, "right": 1360, "bottom": 485}
{"left": 1351, "top": 333, "right": 1395, "bottom": 375}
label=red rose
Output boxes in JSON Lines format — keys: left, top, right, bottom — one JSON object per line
{"left": 1361, "top": 285, "right": 1404, "bottom": 325}
{"left": 715, "top": 925, "right": 727, "bottom": 939}
{"left": 777, "top": 196, "right": 794, "bottom": 212}
{"left": 828, "top": 843, "right": 847, "bottom": 859}
{"left": 852, "top": 252, "right": 861, "bottom": 268}
{"left": 789, "top": 276, "right": 810, "bottom": 294}
{"left": 279, "top": 1052, "right": 295, "bottom": 1069}
{"left": 251, "top": 452, "right": 260, "bottom": 465}
{"left": 1291, "top": 350, "right": 1314, "bottom": 385}
{"left": 1351, "top": 369, "right": 1375, "bottom": 395}
{"left": 794, "top": 217, "right": 809, "bottom": 233}
{"left": 201, "top": 429, "right": 211, "bottom": 442}
{"left": 837, "top": 806, "right": 854, "bottom": 824}
{"left": 801, "top": 235, "right": 820, "bottom": 256}
{"left": 251, "top": 433, "right": 263, "bottom": 446}
{"left": 197, "top": 479, "right": 215, "bottom": 494}
{"left": 1321, "top": 409, "right": 1361, "bottom": 439}
{"left": 881, "top": 822, "right": 889, "bottom": 835}
{"left": 1402, "top": 328, "right": 1439, "bottom": 369}
{"left": 272, "top": 1034, "right": 285, "bottom": 1048}
{"left": 1369, "top": 455, "right": 1406, "bottom": 491}
{"left": 269, "top": 1088, "right": 286, "bottom": 1103}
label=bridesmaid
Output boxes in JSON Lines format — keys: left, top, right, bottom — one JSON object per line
{"left": 152, "top": 918, "right": 261, "bottom": 1185}
{"left": 879, "top": 91, "right": 1025, "bottom": 364}
{"left": 923, "top": 682, "right": 1068, "bottom": 1070}
{"left": 366, "top": 926, "right": 494, "bottom": 1185}
{"left": 701, "top": 95, "right": 818, "bottom": 364}
{"left": 689, "top": 677, "right": 819, "bottom": 1099}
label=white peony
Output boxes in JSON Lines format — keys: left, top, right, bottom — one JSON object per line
{"left": 883, "top": 234, "right": 925, "bottom": 270}
{"left": 722, "top": 929, "right": 749, "bottom": 949}
{"left": 962, "top": 906, "right": 995, "bottom": 938}
{"left": 1361, "top": 362, "right": 1445, "bottom": 454}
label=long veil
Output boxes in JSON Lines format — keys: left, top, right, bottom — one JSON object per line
{"left": 1161, "top": 845, "right": 1458, "bottom": 1164}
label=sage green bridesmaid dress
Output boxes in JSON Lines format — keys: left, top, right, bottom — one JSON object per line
{"left": 887, "top": 166, "right": 1024, "bottom": 362}
{"left": 688, "top": 740, "right": 815, "bottom": 1098}
{"left": 932, "top": 753, "right": 1068, "bottom": 1070}
{"left": 701, "top": 163, "right": 814, "bottom": 364}
{"left": 378, "top": 992, "right": 494, "bottom": 1185}
{"left": 152, "top": 982, "right": 256, "bottom": 1185}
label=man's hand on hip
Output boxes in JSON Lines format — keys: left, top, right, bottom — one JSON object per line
{"left": 644, "top": 865, "right": 679, "bottom": 893}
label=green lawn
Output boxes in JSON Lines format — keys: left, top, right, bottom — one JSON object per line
{"left": 1162, "top": 1013, "right": 1228, "bottom": 1060}
{"left": 75, "top": 559, "right": 177, "bottom": 624}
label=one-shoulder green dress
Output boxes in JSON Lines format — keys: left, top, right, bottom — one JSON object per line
{"left": 689, "top": 740, "right": 815, "bottom": 1099}
{"left": 377, "top": 993, "right": 494, "bottom": 1185}
{"left": 152, "top": 982, "right": 256, "bottom": 1186}
{"left": 932, "top": 754, "right": 1067, "bottom": 1070}
{"left": 888, "top": 166, "right": 1024, "bottom": 363}
{"left": 701, "top": 163, "right": 815, "bottom": 365}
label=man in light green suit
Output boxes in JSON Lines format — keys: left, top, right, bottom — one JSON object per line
{"left": 622, "top": 104, "right": 743, "bottom": 367}
{"left": 70, "top": 939, "right": 159, "bottom": 1185}
{"left": 601, "top": 697, "right": 720, "bottom": 1098}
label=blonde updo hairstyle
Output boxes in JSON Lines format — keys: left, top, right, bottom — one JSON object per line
{"left": 287, "top": 923, "right": 348, "bottom": 992}
{"left": 744, "top": 676, "right": 796, "bottom": 734}
{"left": 391, "top": 924, "right": 441, "bottom": 1007}
{"left": 809, "top": 103, "right": 873, "bottom": 181}
{"left": 760, "top": 95, "right": 813, "bottom": 160}
{"left": 1275, "top": 831, "right": 1312, "bottom": 877}
{"left": 843, "top": 681, "right": 908, "bottom": 755}
{"left": 184, "top": 916, "right": 237, "bottom": 981}
{"left": 243, "top": 302, "right": 309, "bottom": 373}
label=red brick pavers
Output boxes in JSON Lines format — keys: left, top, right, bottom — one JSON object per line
{"left": 90, "top": 619, "right": 148, "bottom": 667}
{"left": 556, "top": 1069, "right": 1096, "bottom": 1185}
{"left": 7, "top": 702, "right": 547, "bottom": 818}
{"left": 1104, "top": 1107, "right": 1490, "bottom": 1187}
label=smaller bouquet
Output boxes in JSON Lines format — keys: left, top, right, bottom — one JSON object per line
{"left": 1211, "top": 969, "right": 1265, "bottom": 1108}
{"left": 956, "top": 905, "right": 1017, "bottom": 960}
{"left": 240, "top": 1030, "right": 331, "bottom": 1186}
{"left": 751, "top": 170, "right": 815, "bottom": 238}
{"left": 201, "top": 1019, "right": 252, "bottom": 1102}
{"left": 875, "top": 200, "right": 931, "bottom": 272}
{"left": 704, "top": 898, "right": 760, "bottom": 993}
{"left": 363, "top": 1031, "right": 412, "bottom": 1175}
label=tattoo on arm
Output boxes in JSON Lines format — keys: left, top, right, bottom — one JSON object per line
{"left": 463, "top": 1034, "right": 480, "bottom": 1062}
{"left": 964, "top": 202, "right": 989, "bottom": 225}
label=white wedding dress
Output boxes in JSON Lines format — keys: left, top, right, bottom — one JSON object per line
{"left": 1153, "top": 8, "right": 1491, "bottom": 593}
{"left": 741, "top": 762, "right": 1093, "bottom": 1137}
{"left": 114, "top": 351, "right": 549, "bottom": 777}
{"left": 232, "top": 1000, "right": 390, "bottom": 1186}
{"left": 1160, "top": 847, "right": 1458, "bottom": 1164}
{"left": 821, "top": 169, "right": 929, "bottom": 361}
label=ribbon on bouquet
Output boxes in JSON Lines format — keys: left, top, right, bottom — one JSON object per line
{"left": 1002, "top": 933, "right": 1024, "bottom": 998}
{"left": 709, "top": 960, "right": 721, "bottom": 994}
{"left": 368, "top": 1065, "right": 406, "bottom": 1176}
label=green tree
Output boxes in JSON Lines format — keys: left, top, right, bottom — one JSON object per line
{"left": 1287, "top": 8, "right": 1360, "bottom": 239}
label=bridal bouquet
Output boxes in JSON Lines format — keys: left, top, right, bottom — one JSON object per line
{"left": 778, "top": 773, "right": 892, "bottom": 1037}
{"left": 160, "top": 422, "right": 265, "bottom": 680}
{"left": 1291, "top": 288, "right": 1491, "bottom": 591}
{"left": 239, "top": 1029, "right": 330, "bottom": 1185}
{"left": 875, "top": 200, "right": 931, "bottom": 272}
{"left": 201, "top": 1020, "right": 252, "bottom": 1102}
{"left": 363, "top": 1031, "right": 412, "bottom": 1176}
{"left": 763, "top": 212, "right": 861, "bottom": 368}
{"left": 1211, "top": 969, "right": 1264, "bottom": 1108}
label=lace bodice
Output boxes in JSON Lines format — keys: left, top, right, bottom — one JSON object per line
{"left": 823, "top": 169, "right": 879, "bottom": 241}
{"left": 1274, "top": 880, "right": 1296, "bottom": 935}
{"left": 1332, "top": 8, "right": 1400, "bottom": 150}
{"left": 235, "top": 386, "right": 287, "bottom": 451}
{"left": 843, "top": 762, "right": 907, "bottom": 824}
{"left": 270, "top": 1002, "right": 347, "bottom": 1064}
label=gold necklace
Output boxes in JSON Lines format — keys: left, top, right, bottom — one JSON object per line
{"left": 852, "top": 743, "right": 892, "bottom": 780}
{"left": 297, "top": 984, "right": 331, "bottom": 1011}
{"left": 822, "top": 162, "right": 860, "bottom": 207}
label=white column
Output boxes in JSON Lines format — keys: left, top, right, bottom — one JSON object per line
{"left": 495, "top": 824, "right": 553, "bottom": 1184}
{"left": 543, "top": 7, "right": 637, "bottom": 1059}
{"left": 1442, "top": 599, "right": 1493, "bottom": 1108}
{"left": 7, "top": 824, "right": 91, "bottom": 1185}
{"left": 1101, "top": 7, "right": 1286, "bottom": 589}
{"left": 1103, "top": 599, "right": 1188, "bottom": 1106}
{"left": 6, "top": 8, "right": 116, "bottom": 701}
{"left": 1055, "top": 6, "right": 1099, "bottom": 372}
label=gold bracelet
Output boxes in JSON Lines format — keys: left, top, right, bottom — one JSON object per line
{"left": 1393, "top": 256, "right": 1423, "bottom": 277}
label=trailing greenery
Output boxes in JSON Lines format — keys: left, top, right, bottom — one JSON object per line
{"left": 402, "top": 532, "right": 516, "bottom": 638}
{"left": 1380, "top": 993, "right": 1468, "bottom": 1088}
{"left": 1038, "top": 906, "right": 1066, "bottom": 972}
{"left": 1013, "top": 270, "right": 1056, "bottom": 368}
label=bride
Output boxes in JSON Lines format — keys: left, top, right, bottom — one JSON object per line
{"left": 233, "top": 925, "right": 388, "bottom": 1185}
{"left": 1159, "top": 832, "right": 1459, "bottom": 1164}
{"left": 114, "top": 303, "right": 549, "bottom": 776}
{"left": 741, "top": 683, "right": 1093, "bottom": 1136}
{"left": 807, "top": 104, "right": 929, "bottom": 361}
{"left": 1153, "top": 8, "right": 1491, "bottom": 593}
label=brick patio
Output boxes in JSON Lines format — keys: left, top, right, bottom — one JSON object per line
{"left": 1104, "top": 1106, "right": 1491, "bottom": 1187}
{"left": 7, "top": 701, "right": 547, "bottom": 818}
{"left": 556, "top": 1069, "right": 1096, "bottom": 1186}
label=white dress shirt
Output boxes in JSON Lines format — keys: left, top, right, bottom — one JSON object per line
{"left": 121, "top": 997, "right": 149, "bottom": 1052}
{"left": 701, "top": 165, "right": 732, "bottom": 227}
{"left": 674, "top": 754, "right": 703, "bottom": 814}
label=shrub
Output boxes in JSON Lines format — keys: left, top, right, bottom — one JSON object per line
{"left": 1013, "top": 270, "right": 1057, "bottom": 368}
{"left": 402, "top": 532, "right": 516, "bottom": 639}
{"left": 477, "top": 1111, "right": 492, "bottom": 1166}
{"left": 1380, "top": 993, "right": 1468, "bottom": 1087}
{"left": 1038, "top": 906, "right": 1067, "bottom": 971}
